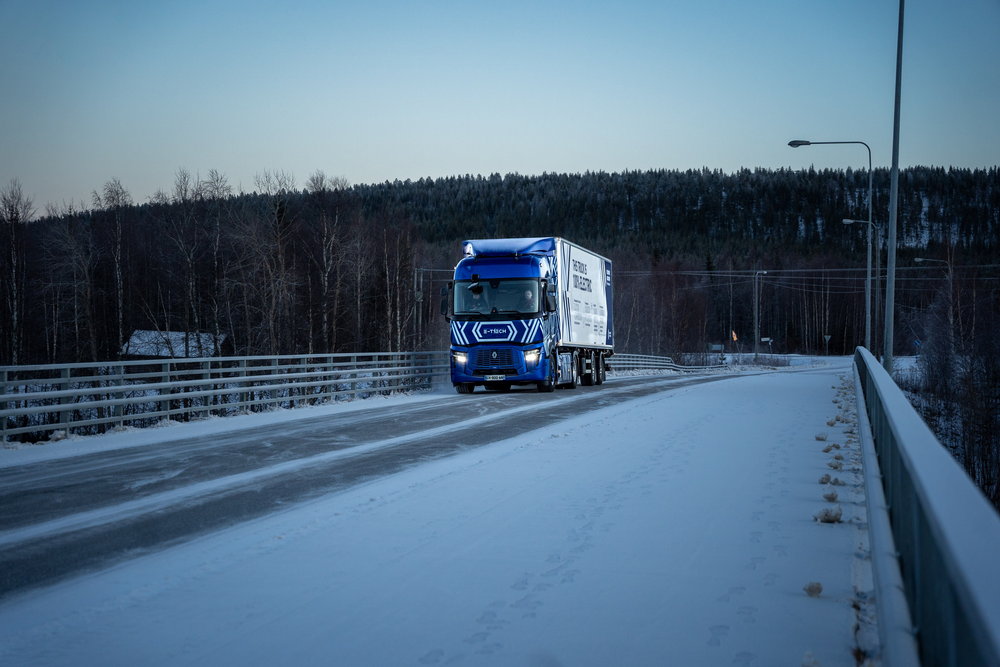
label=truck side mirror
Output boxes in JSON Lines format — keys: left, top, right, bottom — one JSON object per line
{"left": 544, "top": 288, "right": 557, "bottom": 313}
{"left": 540, "top": 280, "right": 557, "bottom": 313}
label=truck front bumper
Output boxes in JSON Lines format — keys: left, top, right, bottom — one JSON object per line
{"left": 450, "top": 346, "right": 546, "bottom": 385}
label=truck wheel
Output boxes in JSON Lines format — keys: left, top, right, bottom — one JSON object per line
{"left": 537, "top": 355, "right": 556, "bottom": 392}
{"left": 455, "top": 383, "right": 475, "bottom": 394}
{"left": 565, "top": 352, "right": 579, "bottom": 389}
{"left": 581, "top": 351, "right": 596, "bottom": 386}
{"left": 595, "top": 354, "right": 606, "bottom": 385}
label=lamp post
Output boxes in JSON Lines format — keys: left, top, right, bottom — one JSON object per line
{"left": 753, "top": 270, "right": 767, "bottom": 361}
{"left": 884, "top": 0, "right": 906, "bottom": 373}
{"left": 788, "top": 139, "right": 873, "bottom": 349}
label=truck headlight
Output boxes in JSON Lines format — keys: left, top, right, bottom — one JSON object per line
{"left": 452, "top": 351, "right": 468, "bottom": 364}
{"left": 524, "top": 349, "right": 541, "bottom": 365}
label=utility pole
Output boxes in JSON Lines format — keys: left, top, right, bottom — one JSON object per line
{"left": 753, "top": 270, "right": 767, "bottom": 361}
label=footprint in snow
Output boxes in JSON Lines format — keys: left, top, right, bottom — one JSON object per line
{"left": 418, "top": 649, "right": 444, "bottom": 664}
{"left": 707, "top": 624, "right": 730, "bottom": 646}
{"left": 737, "top": 605, "right": 758, "bottom": 624}
{"left": 476, "top": 610, "right": 508, "bottom": 629}
{"left": 716, "top": 586, "right": 746, "bottom": 602}
{"left": 474, "top": 642, "right": 503, "bottom": 656}
{"left": 510, "top": 594, "right": 543, "bottom": 611}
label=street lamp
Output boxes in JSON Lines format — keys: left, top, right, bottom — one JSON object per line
{"left": 789, "top": 139, "right": 873, "bottom": 349}
{"left": 753, "top": 270, "right": 767, "bottom": 361}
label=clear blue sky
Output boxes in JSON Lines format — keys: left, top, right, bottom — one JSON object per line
{"left": 2, "top": 0, "right": 998, "bottom": 212}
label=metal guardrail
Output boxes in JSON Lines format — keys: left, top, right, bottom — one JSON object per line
{"left": 1, "top": 352, "right": 448, "bottom": 443}
{"left": 609, "top": 353, "right": 726, "bottom": 372}
{"left": 852, "top": 358, "right": 919, "bottom": 666}
{"left": 854, "top": 347, "right": 1000, "bottom": 666}
{"left": 0, "top": 351, "right": 704, "bottom": 443}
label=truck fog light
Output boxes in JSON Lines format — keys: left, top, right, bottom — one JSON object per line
{"left": 452, "top": 352, "right": 468, "bottom": 364}
{"left": 524, "top": 349, "right": 541, "bottom": 365}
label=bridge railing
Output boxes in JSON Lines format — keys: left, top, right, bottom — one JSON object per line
{"left": 0, "top": 351, "right": 701, "bottom": 443}
{"left": 854, "top": 347, "right": 1000, "bottom": 666}
{"left": 609, "top": 353, "right": 725, "bottom": 372}
{"left": 1, "top": 352, "right": 448, "bottom": 443}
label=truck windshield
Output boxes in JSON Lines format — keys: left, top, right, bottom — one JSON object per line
{"left": 454, "top": 279, "right": 540, "bottom": 316}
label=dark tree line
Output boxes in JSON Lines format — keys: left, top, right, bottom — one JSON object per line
{"left": 1, "top": 170, "right": 421, "bottom": 363}
{"left": 2, "top": 166, "right": 997, "bottom": 365}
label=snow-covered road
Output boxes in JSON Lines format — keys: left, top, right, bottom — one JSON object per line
{"left": 0, "top": 357, "right": 874, "bottom": 666}
{"left": 0, "top": 374, "right": 732, "bottom": 596}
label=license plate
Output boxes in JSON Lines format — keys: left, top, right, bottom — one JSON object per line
{"left": 484, "top": 374, "right": 506, "bottom": 381}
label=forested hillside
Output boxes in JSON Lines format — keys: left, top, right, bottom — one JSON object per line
{"left": 1, "top": 166, "right": 997, "bottom": 365}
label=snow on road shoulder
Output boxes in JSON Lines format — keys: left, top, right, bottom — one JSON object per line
{"left": 0, "top": 359, "right": 875, "bottom": 666}
{"left": 0, "top": 389, "right": 450, "bottom": 469}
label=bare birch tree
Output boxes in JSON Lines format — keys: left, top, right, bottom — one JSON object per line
{"left": 202, "top": 170, "right": 232, "bottom": 353}
{"left": 92, "top": 179, "right": 133, "bottom": 357}
{"left": 42, "top": 217, "right": 100, "bottom": 361}
{"left": 0, "top": 179, "right": 34, "bottom": 364}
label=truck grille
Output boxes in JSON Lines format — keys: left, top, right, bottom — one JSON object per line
{"left": 475, "top": 348, "right": 514, "bottom": 369}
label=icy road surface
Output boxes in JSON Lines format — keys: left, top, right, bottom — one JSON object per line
{"left": 0, "top": 358, "right": 873, "bottom": 666}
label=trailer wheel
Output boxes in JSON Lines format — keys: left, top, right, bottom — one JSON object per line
{"left": 565, "top": 352, "right": 579, "bottom": 389}
{"left": 581, "top": 351, "right": 596, "bottom": 386}
{"left": 595, "top": 354, "right": 606, "bottom": 385}
{"left": 455, "top": 383, "right": 475, "bottom": 394}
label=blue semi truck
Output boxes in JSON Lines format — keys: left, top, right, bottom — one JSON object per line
{"left": 442, "top": 237, "right": 613, "bottom": 394}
